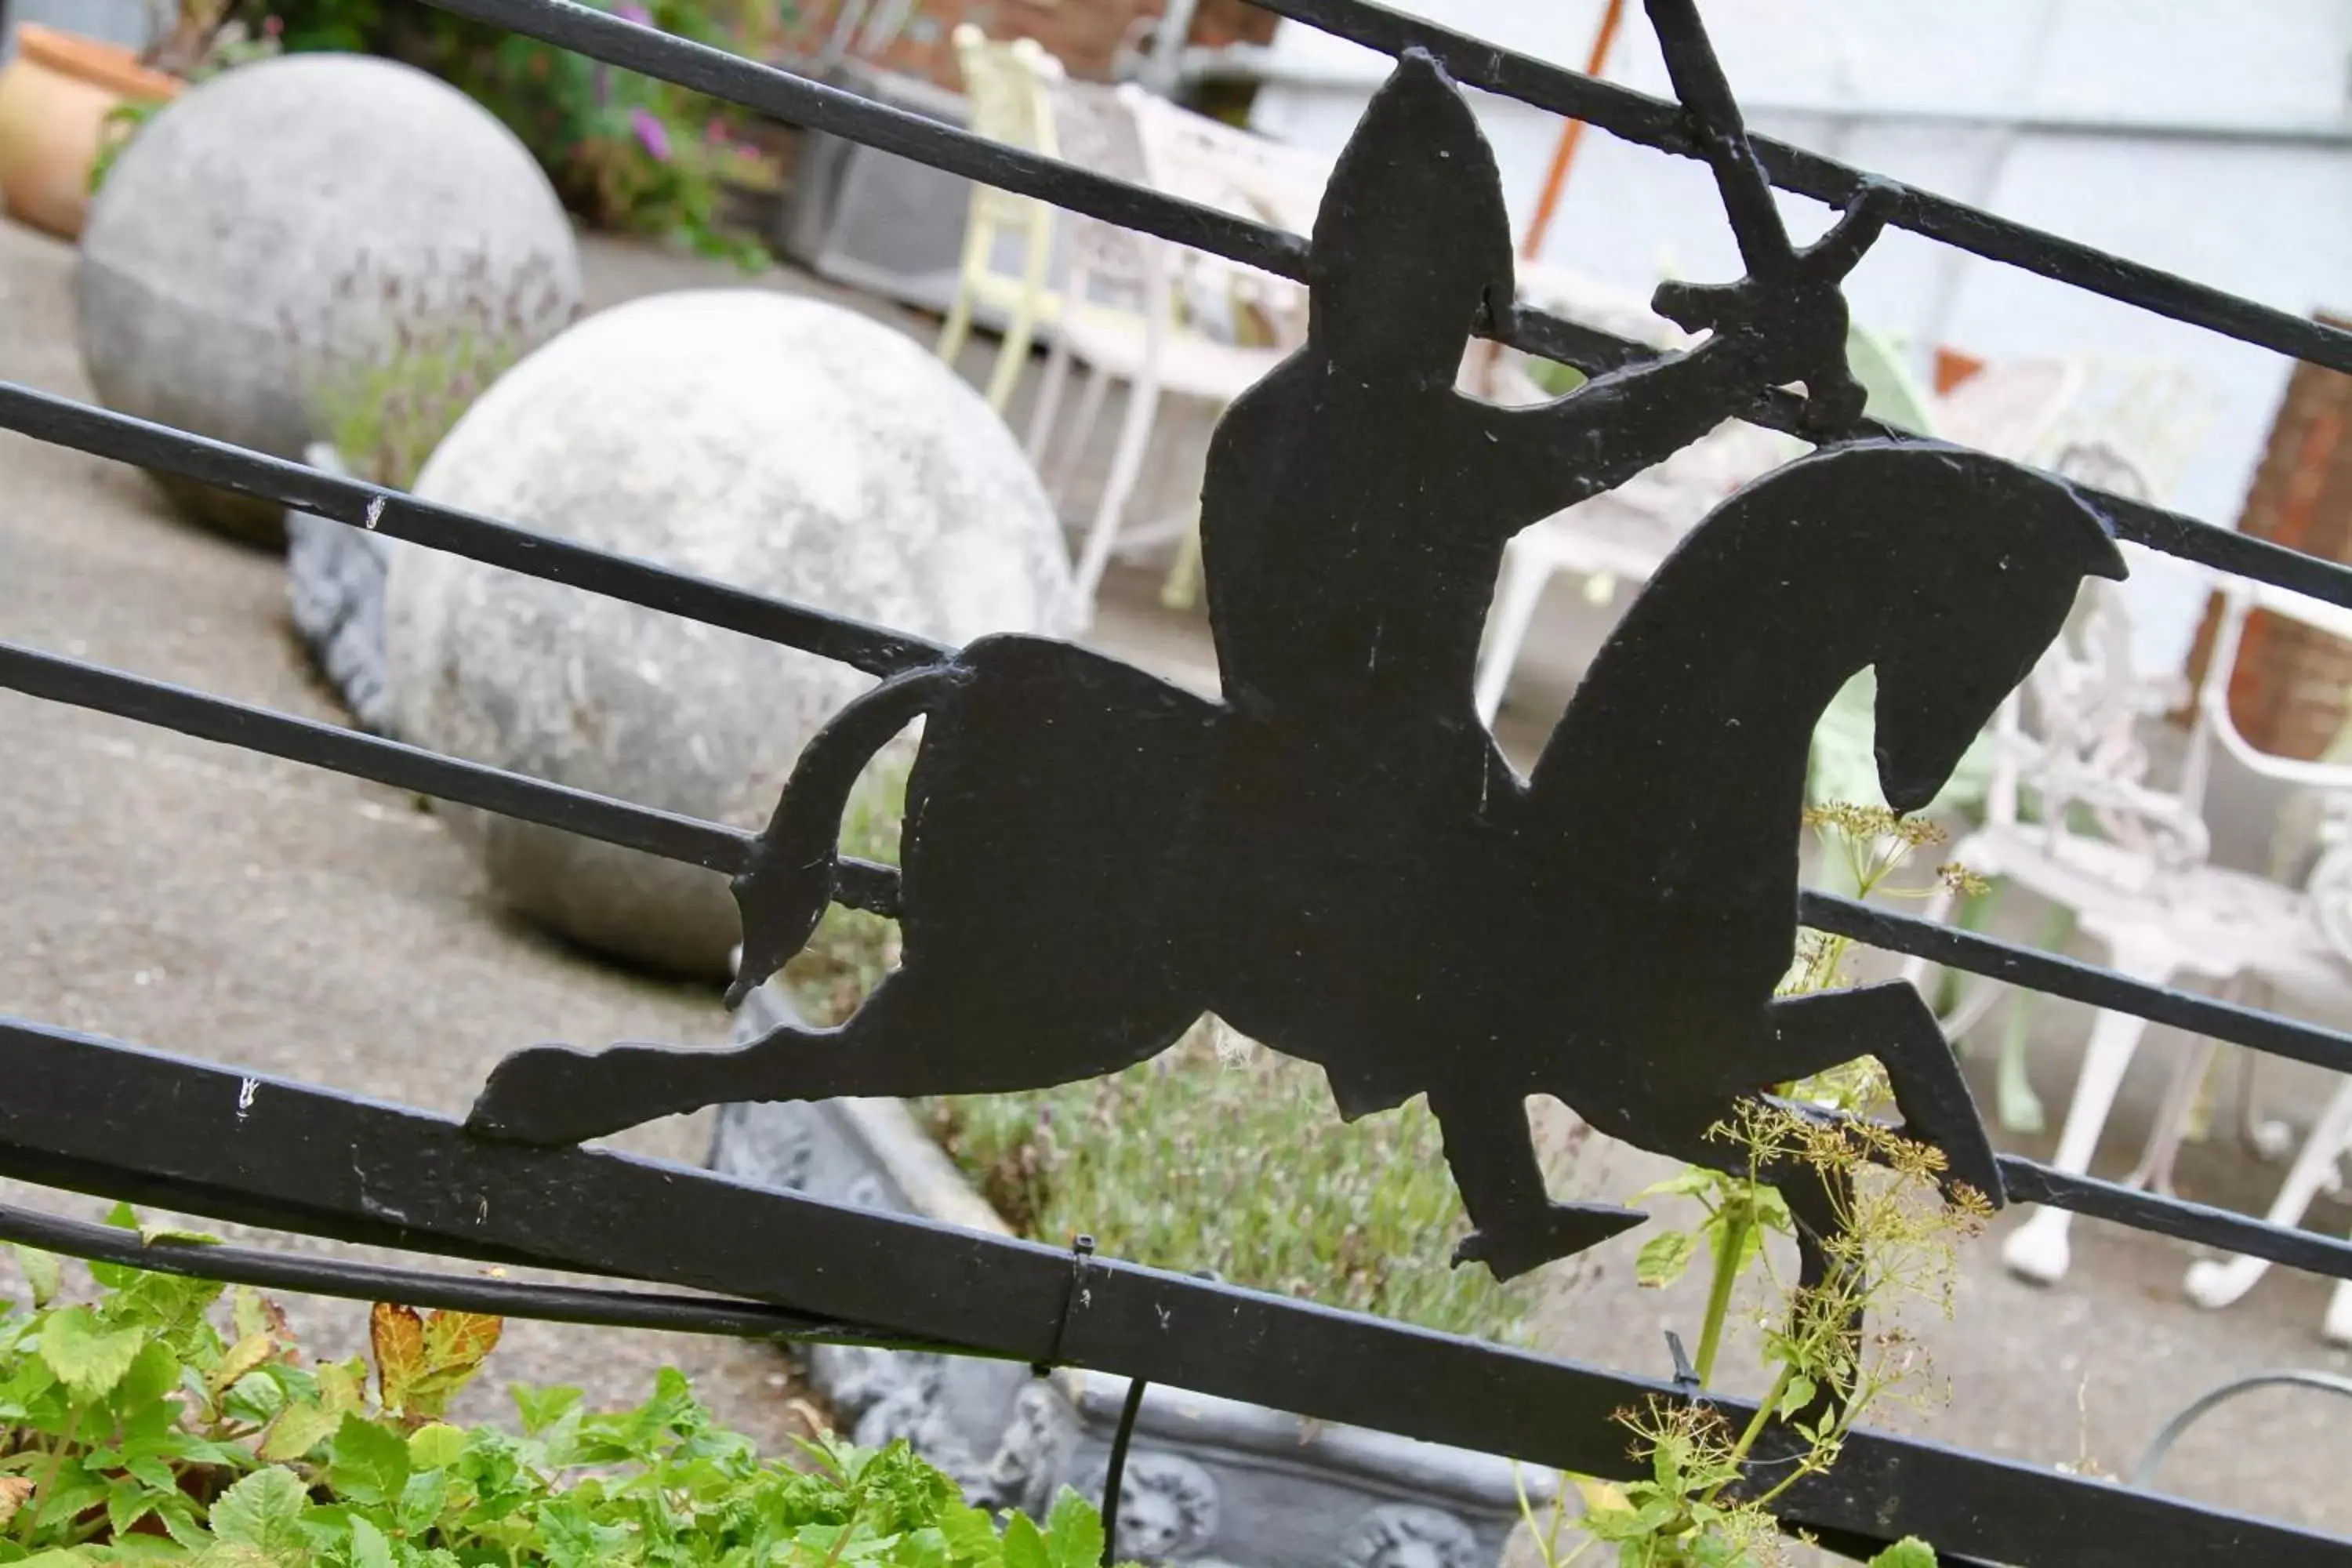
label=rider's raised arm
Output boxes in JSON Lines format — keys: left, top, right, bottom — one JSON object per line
{"left": 1466, "top": 329, "right": 1788, "bottom": 532}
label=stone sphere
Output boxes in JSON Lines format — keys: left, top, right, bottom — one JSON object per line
{"left": 387, "top": 289, "right": 1073, "bottom": 977}
{"left": 76, "top": 53, "right": 581, "bottom": 544}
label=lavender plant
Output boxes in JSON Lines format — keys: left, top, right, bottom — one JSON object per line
{"left": 284, "top": 249, "right": 580, "bottom": 491}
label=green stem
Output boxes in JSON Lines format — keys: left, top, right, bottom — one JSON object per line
{"left": 16, "top": 1406, "right": 83, "bottom": 1548}
{"left": 1700, "top": 1363, "right": 1793, "bottom": 1508}
{"left": 1691, "top": 1209, "right": 1751, "bottom": 1387}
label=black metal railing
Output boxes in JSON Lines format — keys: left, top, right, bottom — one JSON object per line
{"left": 2, "top": 1, "right": 2349, "bottom": 1563}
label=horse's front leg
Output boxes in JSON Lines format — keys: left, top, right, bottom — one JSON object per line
{"left": 1761, "top": 984, "right": 2006, "bottom": 1210}
{"left": 1434, "top": 1085, "right": 1646, "bottom": 1282}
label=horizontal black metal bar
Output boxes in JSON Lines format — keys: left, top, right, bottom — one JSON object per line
{"left": 1999, "top": 1158, "right": 2352, "bottom": 1282}
{"left": 379, "top": 0, "right": 2352, "bottom": 634}
{"left": 1804, "top": 891, "right": 2352, "bottom": 1080}
{"left": 433, "top": 0, "right": 1305, "bottom": 280}
{"left": 0, "top": 637, "right": 756, "bottom": 873}
{"left": 10, "top": 631, "right": 2343, "bottom": 1118}
{"left": 0, "top": 382, "right": 949, "bottom": 681}
{"left": 0, "top": 1201, "right": 970, "bottom": 1352}
{"left": 0, "top": 636, "right": 907, "bottom": 912}
{"left": 0, "top": 1015, "right": 2338, "bottom": 1566}
{"left": 1256, "top": 0, "right": 2352, "bottom": 379}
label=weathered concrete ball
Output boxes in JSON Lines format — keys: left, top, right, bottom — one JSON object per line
{"left": 75, "top": 53, "right": 580, "bottom": 543}
{"left": 387, "top": 289, "right": 1073, "bottom": 977}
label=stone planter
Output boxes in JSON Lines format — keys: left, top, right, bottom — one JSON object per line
{"left": 710, "top": 981, "right": 1542, "bottom": 1568}
{"left": 0, "top": 22, "right": 179, "bottom": 238}
{"left": 284, "top": 444, "right": 394, "bottom": 734}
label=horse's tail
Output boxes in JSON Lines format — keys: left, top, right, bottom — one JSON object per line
{"left": 725, "top": 663, "right": 969, "bottom": 1009}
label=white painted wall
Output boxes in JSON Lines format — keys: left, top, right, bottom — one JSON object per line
{"left": 1249, "top": 0, "right": 2352, "bottom": 674}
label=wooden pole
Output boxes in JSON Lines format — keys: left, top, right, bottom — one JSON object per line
{"left": 1472, "top": 0, "right": 1627, "bottom": 398}
{"left": 1520, "top": 0, "right": 1628, "bottom": 263}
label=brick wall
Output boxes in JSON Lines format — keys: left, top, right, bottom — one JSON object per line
{"left": 2182, "top": 310, "right": 2352, "bottom": 760}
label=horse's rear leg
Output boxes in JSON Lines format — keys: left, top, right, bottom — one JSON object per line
{"left": 1753, "top": 984, "right": 2005, "bottom": 1210}
{"left": 469, "top": 965, "right": 1198, "bottom": 1146}
{"left": 1434, "top": 1087, "right": 1646, "bottom": 1282}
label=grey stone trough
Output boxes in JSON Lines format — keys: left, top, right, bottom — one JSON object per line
{"left": 710, "top": 978, "right": 1547, "bottom": 1568}
{"left": 284, "top": 444, "right": 394, "bottom": 735}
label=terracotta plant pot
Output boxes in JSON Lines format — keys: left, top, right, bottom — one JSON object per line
{"left": 0, "top": 23, "right": 183, "bottom": 240}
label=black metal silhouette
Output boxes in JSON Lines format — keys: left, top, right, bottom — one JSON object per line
{"left": 466, "top": 8, "right": 2122, "bottom": 1287}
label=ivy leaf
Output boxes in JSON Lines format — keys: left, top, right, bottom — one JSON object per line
{"left": 512, "top": 1383, "right": 583, "bottom": 1436}
{"left": 39, "top": 1306, "right": 147, "bottom": 1399}
{"left": 369, "top": 1303, "right": 428, "bottom": 1414}
{"left": 1637, "top": 1168, "right": 1722, "bottom": 1201}
{"left": 316, "top": 1357, "right": 365, "bottom": 1416}
{"left": 328, "top": 1411, "right": 412, "bottom": 1505}
{"left": 1867, "top": 1540, "right": 1937, "bottom": 1568}
{"left": 408, "top": 1310, "right": 503, "bottom": 1417}
{"left": 210, "top": 1330, "right": 278, "bottom": 1396}
{"left": 260, "top": 1400, "right": 343, "bottom": 1463}
{"left": 1001, "top": 1511, "right": 1051, "bottom": 1568}
{"left": 936, "top": 1497, "right": 1001, "bottom": 1568}
{"left": 106, "top": 1475, "right": 158, "bottom": 1540}
{"left": 407, "top": 1421, "right": 467, "bottom": 1472}
{"left": 208, "top": 1465, "right": 309, "bottom": 1554}
{"left": 349, "top": 1515, "right": 397, "bottom": 1568}
{"left": 11, "top": 1244, "right": 62, "bottom": 1308}
{"left": 113, "top": 1339, "right": 181, "bottom": 1413}
{"left": 1635, "top": 1229, "right": 1700, "bottom": 1290}
{"left": 1044, "top": 1486, "right": 1105, "bottom": 1568}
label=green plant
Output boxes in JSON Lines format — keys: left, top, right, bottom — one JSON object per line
{"left": 771, "top": 757, "right": 1558, "bottom": 1341}
{"left": 0, "top": 1208, "right": 1120, "bottom": 1565}
{"left": 285, "top": 248, "right": 579, "bottom": 489}
{"left": 247, "top": 0, "right": 784, "bottom": 265}
{"left": 87, "top": 5, "right": 285, "bottom": 194}
{"left": 1516, "top": 806, "right": 1986, "bottom": 1566}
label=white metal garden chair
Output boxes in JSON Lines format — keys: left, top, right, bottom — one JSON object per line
{"left": 1896, "top": 548, "right": 2352, "bottom": 1298}
{"left": 1023, "top": 82, "right": 1328, "bottom": 626}
{"left": 2175, "top": 604, "right": 2352, "bottom": 1344}
{"left": 1469, "top": 265, "right": 1800, "bottom": 728}
{"left": 934, "top": 25, "right": 1062, "bottom": 416}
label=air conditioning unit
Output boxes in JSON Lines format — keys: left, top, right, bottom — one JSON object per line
{"left": 778, "top": 60, "right": 984, "bottom": 321}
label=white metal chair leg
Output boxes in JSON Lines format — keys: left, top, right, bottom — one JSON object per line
{"left": 2002, "top": 938, "right": 2177, "bottom": 1285}
{"left": 2327, "top": 1275, "right": 2352, "bottom": 1346}
{"left": 1067, "top": 370, "right": 1163, "bottom": 626}
{"left": 1049, "top": 362, "right": 1113, "bottom": 503}
{"left": 2125, "top": 1035, "right": 2219, "bottom": 1196}
{"left": 2184, "top": 1074, "right": 2352, "bottom": 1310}
{"left": 1025, "top": 335, "right": 1075, "bottom": 470}
{"left": 1474, "top": 539, "right": 1557, "bottom": 726}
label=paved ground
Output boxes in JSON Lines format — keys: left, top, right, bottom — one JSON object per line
{"left": 4, "top": 213, "right": 2350, "bottom": 1543}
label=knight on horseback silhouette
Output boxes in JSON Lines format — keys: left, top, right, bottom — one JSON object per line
{"left": 468, "top": 5, "right": 2126, "bottom": 1288}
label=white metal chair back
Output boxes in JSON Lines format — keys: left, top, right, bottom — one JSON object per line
{"left": 1933, "top": 356, "right": 2085, "bottom": 466}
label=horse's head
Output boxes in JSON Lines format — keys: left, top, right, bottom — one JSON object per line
{"left": 1306, "top": 49, "right": 1514, "bottom": 383}
{"left": 1865, "top": 445, "right": 2128, "bottom": 812}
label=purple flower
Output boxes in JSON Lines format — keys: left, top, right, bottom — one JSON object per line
{"left": 630, "top": 107, "right": 671, "bottom": 162}
{"left": 615, "top": 2, "right": 651, "bottom": 21}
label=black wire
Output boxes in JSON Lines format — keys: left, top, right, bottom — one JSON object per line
{"left": 1098, "top": 1377, "right": 1150, "bottom": 1567}
{"left": 0, "top": 1200, "right": 978, "bottom": 1354}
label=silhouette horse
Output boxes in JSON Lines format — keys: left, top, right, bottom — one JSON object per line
{"left": 466, "top": 50, "right": 2125, "bottom": 1286}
